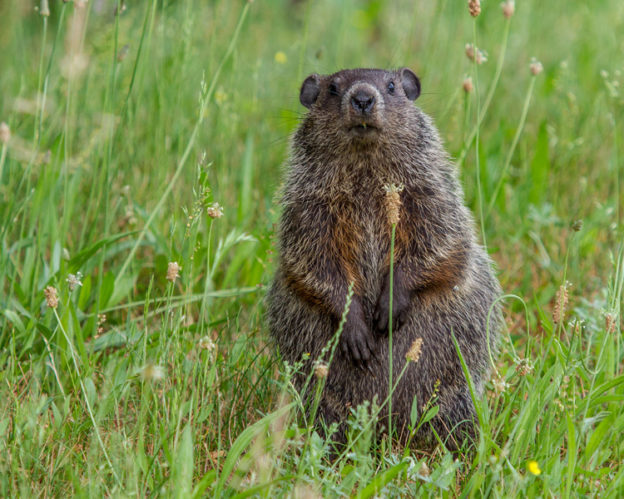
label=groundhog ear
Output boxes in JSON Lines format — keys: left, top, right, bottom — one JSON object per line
{"left": 300, "top": 74, "right": 321, "bottom": 108}
{"left": 400, "top": 68, "right": 421, "bottom": 101}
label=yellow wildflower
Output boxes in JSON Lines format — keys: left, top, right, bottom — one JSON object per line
{"left": 527, "top": 460, "right": 541, "bottom": 476}
{"left": 274, "top": 51, "right": 287, "bottom": 64}
{"left": 215, "top": 89, "right": 228, "bottom": 105}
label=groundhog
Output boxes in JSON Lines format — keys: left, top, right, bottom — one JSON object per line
{"left": 266, "top": 68, "right": 501, "bottom": 451}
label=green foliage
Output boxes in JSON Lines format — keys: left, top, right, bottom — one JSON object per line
{"left": 0, "top": 0, "right": 623, "bottom": 496}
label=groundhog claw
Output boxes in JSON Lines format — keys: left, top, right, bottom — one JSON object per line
{"left": 341, "top": 299, "right": 375, "bottom": 365}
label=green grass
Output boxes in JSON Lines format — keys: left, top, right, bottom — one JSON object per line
{"left": 0, "top": 0, "right": 623, "bottom": 496}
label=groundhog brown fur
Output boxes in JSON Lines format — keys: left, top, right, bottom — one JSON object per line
{"left": 266, "top": 68, "right": 501, "bottom": 450}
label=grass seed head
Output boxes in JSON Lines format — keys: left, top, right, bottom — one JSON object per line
{"left": 468, "top": 0, "right": 481, "bottom": 17}
{"left": 383, "top": 183, "right": 404, "bottom": 226}
{"left": 40, "top": 0, "right": 50, "bottom": 17}
{"left": 515, "top": 357, "right": 533, "bottom": 376}
{"left": 571, "top": 219, "right": 583, "bottom": 232}
{"left": 0, "top": 122, "right": 10, "bottom": 144}
{"left": 465, "top": 43, "right": 488, "bottom": 64}
{"left": 605, "top": 312, "right": 617, "bottom": 334}
{"left": 553, "top": 281, "right": 570, "bottom": 324}
{"left": 66, "top": 272, "right": 83, "bottom": 291}
{"left": 492, "top": 375, "right": 509, "bottom": 394}
{"left": 572, "top": 319, "right": 582, "bottom": 336}
{"left": 61, "top": 0, "right": 89, "bottom": 80}
{"left": 465, "top": 43, "right": 475, "bottom": 60}
{"left": 314, "top": 362, "right": 329, "bottom": 379}
{"left": 44, "top": 286, "right": 58, "bottom": 308}
{"left": 462, "top": 76, "right": 474, "bottom": 93}
{"left": 97, "top": 313, "right": 106, "bottom": 334}
{"left": 166, "top": 261, "right": 181, "bottom": 282}
{"left": 207, "top": 202, "right": 224, "bottom": 219}
{"left": 406, "top": 337, "right": 423, "bottom": 363}
{"left": 530, "top": 58, "right": 544, "bottom": 75}
{"left": 501, "top": 0, "right": 515, "bottom": 19}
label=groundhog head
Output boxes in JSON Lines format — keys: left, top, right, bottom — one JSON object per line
{"left": 299, "top": 68, "right": 421, "bottom": 147}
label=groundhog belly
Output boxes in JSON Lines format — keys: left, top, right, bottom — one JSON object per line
{"left": 350, "top": 197, "right": 390, "bottom": 317}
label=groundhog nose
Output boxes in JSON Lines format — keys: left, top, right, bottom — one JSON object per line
{"left": 351, "top": 91, "right": 376, "bottom": 114}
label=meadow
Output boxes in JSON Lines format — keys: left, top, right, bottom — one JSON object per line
{"left": 0, "top": 0, "right": 623, "bottom": 496}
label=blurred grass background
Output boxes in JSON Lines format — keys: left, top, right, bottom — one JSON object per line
{"left": 0, "top": 0, "right": 623, "bottom": 496}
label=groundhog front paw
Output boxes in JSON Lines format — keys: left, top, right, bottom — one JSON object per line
{"left": 340, "top": 298, "right": 376, "bottom": 369}
{"left": 375, "top": 270, "right": 411, "bottom": 335}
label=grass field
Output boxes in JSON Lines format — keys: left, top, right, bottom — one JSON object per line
{"left": 1, "top": 0, "right": 623, "bottom": 496}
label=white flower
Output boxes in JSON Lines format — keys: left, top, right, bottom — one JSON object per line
{"left": 66, "top": 272, "right": 83, "bottom": 291}
{"left": 207, "top": 202, "right": 224, "bottom": 219}
{"left": 141, "top": 363, "right": 166, "bottom": 382}
{"left": 199, "top": 336, "right": 216, "bottom": 351}
{"left": 530, "top": 58, "right": 544, "bottom": 76}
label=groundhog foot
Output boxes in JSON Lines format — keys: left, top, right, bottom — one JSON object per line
{"left": 341, "top": 298, "right": 377, "bottom": 370}
{"left": 375, "top": 269, "right": 411, "bottom": 335}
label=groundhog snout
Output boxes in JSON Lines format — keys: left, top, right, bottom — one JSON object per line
{"left": 350, "top": 90, "right": 376, "bottom": 114}
{"left": 343, "top": 83, "right": 383, "bottom": 132}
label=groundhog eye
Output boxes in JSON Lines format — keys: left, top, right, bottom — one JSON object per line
{"left": 328, "top": 83, "right": 339, "bottom": 96}
{"left": 388, "top": 81, "right": 395, "bottom": 94}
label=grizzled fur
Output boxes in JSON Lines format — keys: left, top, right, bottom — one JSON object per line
{"left": 267, "top": 68, "right": 501, "bottom": 450}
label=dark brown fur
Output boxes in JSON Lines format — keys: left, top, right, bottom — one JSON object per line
{"left": 267, "top": 68, "right": 502, "bottom": 450}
